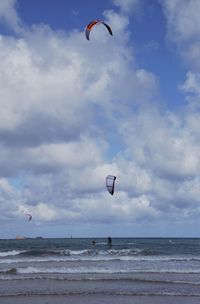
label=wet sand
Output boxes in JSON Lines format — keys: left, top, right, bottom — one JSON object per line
{"left": 0, "top": 295, "right": 200, "bottom": 304}
{"left": 0, "top": 275, "right": 200, "bottom": 304}
{"left": 1, "top": 273, "right": 200, "bottom": 304}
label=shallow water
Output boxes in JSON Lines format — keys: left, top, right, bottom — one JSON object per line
{"left": 0, "top": 237, "right": 200, "bottom": 301}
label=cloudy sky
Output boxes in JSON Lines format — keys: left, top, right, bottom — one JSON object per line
{"left": 1, "top": 0, "right": 200, "bottom": 238}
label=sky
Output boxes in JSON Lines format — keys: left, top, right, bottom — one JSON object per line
{"left": 1, "top": 0, "right": 200, "bottom": 238}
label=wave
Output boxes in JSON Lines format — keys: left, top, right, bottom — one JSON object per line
{"left": 0, "top": 290, "right": 200, "bottom": 297}
{"left": 2, "top": 251, "right": 200, "bottom": 265}
{"left": 95, "top": 242, "right": 107, "bottom": 245}
{"left": 17, "top": 266, "right": 132, "bottom": 274}
{"left": 0, "top": 267, "right": 17, "bottom": 275}
{"left": 2, "top": 265, "right": 200, "bottom": 275}
{"left": 2, "top": 247, "right": 200, "bottom": 272}
{"left": 1, "top": 272, "right": 200, "bottom": 286}
{"left": 19, "top": 249, "right": 60, "bottom": 256}
{"left": 0, "top": 256, "right": 122, "bottom": 264}
{"left": 0, "top": 248, "right": 155, "bottom": 258}
{"left": 0, "top": 250, "right": 25, "bottom": 257}
{"left": 2, "top": 248, "right": 200, "bottom": 267}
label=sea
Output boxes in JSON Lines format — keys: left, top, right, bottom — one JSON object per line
{"left": 0, "top": 237, "right": 200, "bottom": 303}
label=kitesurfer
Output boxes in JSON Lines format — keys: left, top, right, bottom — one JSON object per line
{"left": 108, "top": 236, "right": 112, "bottom": 247}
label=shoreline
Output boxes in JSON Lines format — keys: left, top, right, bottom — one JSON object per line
{"left": 0, "top": 294, "right": 200, "bottom": 304}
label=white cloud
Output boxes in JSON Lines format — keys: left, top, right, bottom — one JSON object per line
{"left": 111, "top": 193, "right": 159, "bottom": 221}
{"left": 180, "top": 71, "right": 200, "bottom": 96}
{"left": 121, "top": 109, "right": 200, "bottom": 179}
{"left": 161, "top": 0, "right": 200, "bottom": 70}
{"left": 0, "top": 7, "right": 158, "bottom": 178}
{"left": 0, "top": 0, "right": 21, "bottom": 32}
{"left": 0, "top": 179, "right": 21, "bottom": 221}
{"left": 113, "top": 0, "right": 141, "bottom": 14}
{"left": 33, "top": 203, "right": 57, "bottom": 221}
{"left": 2, "top": 1, "right": 200, "bottom": 236}
{"left": 161, "top": 0, "right": 200, "bottom": 42}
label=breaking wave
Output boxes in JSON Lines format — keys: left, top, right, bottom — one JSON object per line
{"left": 0, "top": 248, "right": 155, "bottom": 258}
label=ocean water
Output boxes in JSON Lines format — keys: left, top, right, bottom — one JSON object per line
{"left": 0, "top": 237, "right": 200, "bottom": 302}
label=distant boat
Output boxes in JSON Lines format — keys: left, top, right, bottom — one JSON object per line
{"left": 16, "top": 235, "right": 26, "bottom": 240}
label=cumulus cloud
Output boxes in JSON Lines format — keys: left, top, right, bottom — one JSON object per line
{"left": 161, "top": 0, "right": 200, "bottom": 70}
{"left": 1, "top": 0, "right": 200, "bottom": 236}
{"left": 158, "top": 0, "right": 200, "bottom": 201}
{"left": 0, "top": 0, "right": 21, "bottom": 32}
{"left": 121, "top": 110, "right": 200, "bottom": 179}
{"left": 180, "top": 71, "right": 200, "bottom": 97}
{"left": 0, "top": 0, "right": 158, "bottom": 231}
{"left": 113, "top": 0, "right": 141, "bottom": 14}
{"left": 161, "top": 0, "right": 200, "bottom": 43}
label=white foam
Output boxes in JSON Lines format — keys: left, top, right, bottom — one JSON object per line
{"left": 0, "top": 250, "right": 25, "bottom": 257}
{"left": 1, "top": 253, "right": 200, "bottom": 264}
{"left": 17, "top": 266, "right": 130, "bottom": 274}
{"left": 15, "top": 265, "right": 200, "bottom": 275}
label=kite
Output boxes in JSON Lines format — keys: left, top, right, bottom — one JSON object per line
{"left": 106, "top": 175, "right": 116, "bottom": 195}
{"left": 25, "top": 213, "right": 32, "bottom": 222}
{"left": 85, "top": 20, "right": 113, "bottom": 40}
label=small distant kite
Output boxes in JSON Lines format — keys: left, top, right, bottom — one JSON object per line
{"left": 85, "top": 20, "right": 113, "bottom": 40}
{"left": 25, "top": 213, "right": 32, "bottom": 222}
{"left": 106, "top": 175, "right": 116, "bottom": 195}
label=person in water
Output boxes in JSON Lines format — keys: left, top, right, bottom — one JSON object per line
{"left": 108, "top": 236, "right": 112, "bottom": 247}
